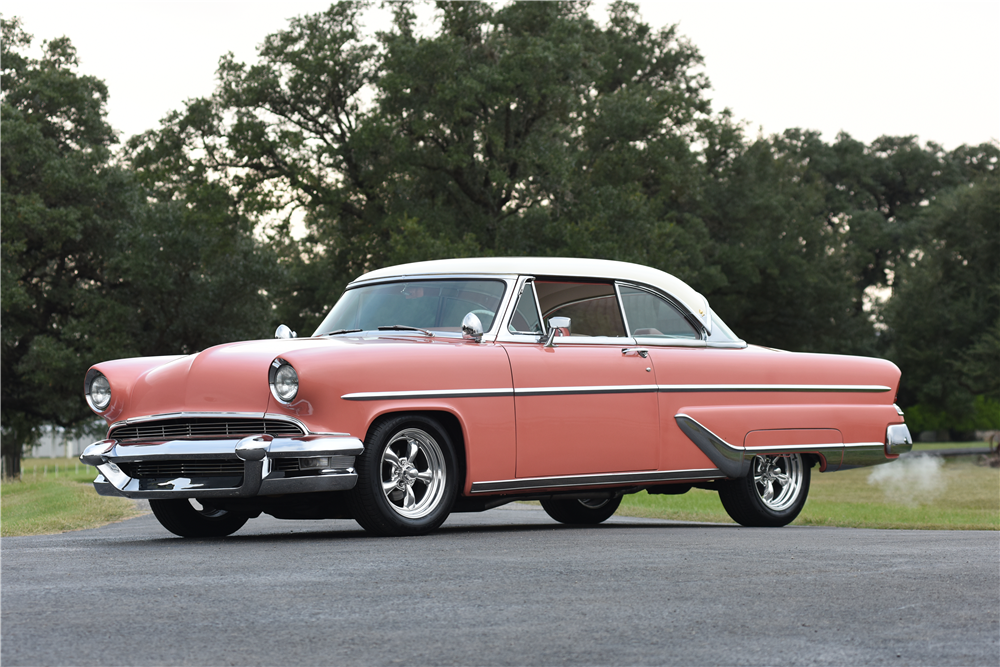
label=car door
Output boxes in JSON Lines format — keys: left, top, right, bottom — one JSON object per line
{"left": 617, "top": 283, "right": 719, "bottom": 471}
{"left": 501, "top": 279, "right": 660, "bottom": 479}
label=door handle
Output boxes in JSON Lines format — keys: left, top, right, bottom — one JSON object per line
{"left": 621, "top": 348, "right": 649, "bottom": 358}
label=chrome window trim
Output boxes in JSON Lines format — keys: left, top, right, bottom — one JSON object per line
{"left": 538, "top": 335, "right": 636, "bottom": 345}
{"left": 634, "top": 338, "right": 708, "bottom": 348}
{"left": 613, "top": 282, "right": 633, "bottom": 339}
{"left": 505, "top": 277, "right": 546, "bottom": 336}
{"left": 347, "top": 272, "right": 521, "bottom": 287}
{"left": 470, "top": 468, "right": 725, "bottom": 494}
{"left": 616, "top": 281, "right": 706, "bottom": 341}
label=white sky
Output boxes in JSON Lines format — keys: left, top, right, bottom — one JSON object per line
{"left": 3, "top": 0, "right": 998, "bottom": 150}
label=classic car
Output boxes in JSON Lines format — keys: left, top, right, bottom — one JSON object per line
{"left": 80, "top": 257, "right": 912, "bottom": 537}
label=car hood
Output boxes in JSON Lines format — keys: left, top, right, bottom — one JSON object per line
{"left": 98, "top": 337, "right": 341, "bottom": 423}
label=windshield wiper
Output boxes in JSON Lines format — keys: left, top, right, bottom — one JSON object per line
{"left": 377, "top": 325, "right": 435, "bottom": 337}
{"left": 323, "top": 329, "right": 362, "bottom": 336}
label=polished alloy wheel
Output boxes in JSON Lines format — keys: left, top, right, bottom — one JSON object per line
{"left": 380, "top": 428, "right": 446, "bottom": 519}
{"left": 751, "top": 454, "right": 805, "bottom": 512}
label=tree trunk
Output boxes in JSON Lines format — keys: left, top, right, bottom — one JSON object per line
{"left": 2, "top": 451, "right": 22, "bottom": 480}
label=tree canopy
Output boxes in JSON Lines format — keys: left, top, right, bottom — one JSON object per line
{"left": 1, "top": 17, "right": 275, "bottom": 476}
{"left": 3, "top": 2, "right": 997, "bottom": 474}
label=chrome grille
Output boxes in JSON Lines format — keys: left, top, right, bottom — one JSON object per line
{"left": 110, "top": 418, "right": 304, "bottom": 442}
{"left": 118, "top": 459, "right": 245, "bottom": 478}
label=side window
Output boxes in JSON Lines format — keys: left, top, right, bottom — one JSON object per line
{"left": 619, "top": 286, "right": 699, "bottom": 339}
{"left": 508, "top": 282, "right": 543, "bottom": 334}
{"left": 535, "top": 282, "right": 627, "bottom": 337}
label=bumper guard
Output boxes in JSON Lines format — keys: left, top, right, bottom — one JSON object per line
{"left": 80, "top": 434, "right": 364, "bottom": 499}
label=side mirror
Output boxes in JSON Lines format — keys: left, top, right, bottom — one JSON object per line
{"left": 462, "top": 312, "right": 484, "bottom": 342}
{"left": 544, "top": 316, "right": 571, "bottom": 347}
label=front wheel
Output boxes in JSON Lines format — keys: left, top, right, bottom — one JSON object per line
{"left": 348, "top": 415, "right": 459, "bottom": 536}
{"left": 540, "top": 496, "right": 622, "bottom": 525}
{"left": 149, "top": 499, "right": 248, "bottom": 538}
{"left": 718, "top": 453, "right": 810, "bottom": 527}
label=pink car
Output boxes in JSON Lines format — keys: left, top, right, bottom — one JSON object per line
{"left": 80, "top": 258, "right": 912, "bottom": 537}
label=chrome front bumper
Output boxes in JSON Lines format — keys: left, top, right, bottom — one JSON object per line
{"left": 80, "top": 434, "right": 364, "bottom": 499}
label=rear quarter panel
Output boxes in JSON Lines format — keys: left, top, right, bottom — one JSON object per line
{"left": 651, "top": 346, "right": 903, "bottom": 471}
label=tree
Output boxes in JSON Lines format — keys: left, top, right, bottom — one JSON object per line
{"left": 1, "top": 19, "right": 275, "bottom": 477}
{"left": 128, "top": 1, "right": 725, "bottom": 334}
{"left": 885, "top": 171, "right": 1000, "bottom": 433}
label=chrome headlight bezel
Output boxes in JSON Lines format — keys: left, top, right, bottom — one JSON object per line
{"left": 269, "top": 358, "right": 299, "bottom": 404}
{"left": 85, "top": 369, "right": 112, "bottom": 412}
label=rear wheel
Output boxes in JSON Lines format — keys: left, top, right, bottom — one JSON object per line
{"left": 149, "top": 498, "right": 248, "bottom": 538}
{"left": 718, "top": 453, "right": 810, "bottom": 527}
{"left": 540, "top": 496, "right": 622, "bottom": 525}
{"left": 349, "top": 415, "right": 459, "bottom": 536}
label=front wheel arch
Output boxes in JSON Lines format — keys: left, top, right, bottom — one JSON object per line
{"left": 349, "top": 413, "right": 461, "bottom": 536}
{"left": 363, "top": 409, "right": 467, "bottom": 489}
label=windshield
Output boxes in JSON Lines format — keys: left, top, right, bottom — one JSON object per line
{"left": 312, "top": 279, "right": 508, "bottom": 336}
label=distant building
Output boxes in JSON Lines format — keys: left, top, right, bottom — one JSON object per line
{"left": 27, "top": 424, "right": 98, "bottom": 459}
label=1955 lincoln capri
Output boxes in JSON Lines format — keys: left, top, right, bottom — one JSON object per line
{"left": 80, "top": 257, "right": 912, "bottom": 537}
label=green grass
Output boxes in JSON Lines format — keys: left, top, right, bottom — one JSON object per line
{"left": 619, "top": 445, "right": 1000, "bottom": 530}
{"left": 5, "top": 447, "right": 998, "bottom": 536}
{"left": 1, "top": 458, "right": 143, "bottom": 537}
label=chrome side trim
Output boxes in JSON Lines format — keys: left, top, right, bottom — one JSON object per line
{"left": 659, "top": 384, "right": 892, "bottom": 393}
{"left": 674, "top": 413, "right": 890, "bottom": 476}
{"left": 515, "top": 384, "right": 658, "bottom": 396}
{"left": 674, "top": 414, "right": 750, "bottom": 478}
{"left": 342, "top": 388, "right": 514, "bottom": 401}
{"left": 342, "top": 383, "right": 889, "bottom": 402}
{"left": 470, "top": 468, "right": 724, "bottom": 494}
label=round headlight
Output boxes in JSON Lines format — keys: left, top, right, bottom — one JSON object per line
{"left": 270, "top": 360, "right": 298, "bottom": 403}
{"left": 87, "top": 371, "right": 112, "bottom": 411}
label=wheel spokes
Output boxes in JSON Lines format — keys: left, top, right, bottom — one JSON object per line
{"left": 383, "top": 448, "right": 401, "bottom": 467}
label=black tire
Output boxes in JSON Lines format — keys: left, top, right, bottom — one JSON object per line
{"left": 718, "top": 453, "right": 811, "bottom": 527}
{"left": 348, "top": 414, "right": 459, "bottom": 537}
{"left": 540, "top": 496, "right": 622, "bottom": 525}
{"left": 149, "top": 499, "right": 248, "bottom": 538}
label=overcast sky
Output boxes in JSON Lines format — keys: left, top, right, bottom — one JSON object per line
{"left": 4, "top": 0, "right": 998, "bottom": 150}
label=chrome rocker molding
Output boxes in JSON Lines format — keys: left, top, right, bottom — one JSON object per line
{"left": 81, "top": 434, "right": 364, "bottom": 500}
{"left": 470, "top": 468, "right": 724, "bottom": 494}
{"left": 675, "top": 414, "right": 912, "bottom": 477}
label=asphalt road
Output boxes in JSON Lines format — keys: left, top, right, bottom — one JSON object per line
{"left": 2, "top": 504, "right": 997, "bottom": 666}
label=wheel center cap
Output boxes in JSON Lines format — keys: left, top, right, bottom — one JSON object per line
{"left": 403, "top": 466, "right": 418, "bottom": 483}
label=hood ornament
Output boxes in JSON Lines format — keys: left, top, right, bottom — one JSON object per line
{"left": 275, "top": 324, "right": 298, "bottom": 339}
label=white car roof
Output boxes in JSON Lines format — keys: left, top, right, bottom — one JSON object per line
{"left": 352, "top": 257, "right": 713, "bottom": 332}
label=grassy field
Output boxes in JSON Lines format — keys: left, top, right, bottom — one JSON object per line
{"left": 1, "top": 458, "right": 143, "bottom": 537}
{"left": 3, "top": 446, "right": 997, "bottom": 536}
{"left": 619, "top": 445, "right": 999, "bottom": 530}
